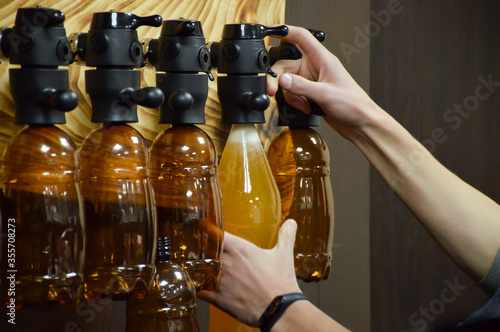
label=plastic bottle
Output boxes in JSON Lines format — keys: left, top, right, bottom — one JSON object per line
{"left": 126, "top": 236, "right": 200, "bottom": 332}
{"left": 0, "top": 7, "right": 84, "bottom": 307}
{"left": 268, "top": 30, "right": 335, "bottom": 282}
{"left": 208, "top": 23, "right": 288, "bottom": 332}
{"left": 75, "top": 11, "right": 164, "bottom": 300}
{"left": 147, "top": 19, "right": 223, "bottom": 292}
{"left": 268, "top": 128, "right": 334, "bottom": 282}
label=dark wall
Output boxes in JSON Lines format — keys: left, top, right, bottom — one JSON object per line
{"left": 370, "top": 1, "right": 499, "bottom": 331}
{"left": 286, "top": 1, "right": 372, "bottom": 331}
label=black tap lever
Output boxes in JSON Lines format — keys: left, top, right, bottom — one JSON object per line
{"left": 269, "top": 28, "right": 326, "bottom": 126}
{"left": 3, "top": 7, "right": 79, "bottom": 125}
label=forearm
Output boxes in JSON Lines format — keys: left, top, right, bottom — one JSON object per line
{"left": 271, "top": 300, "right": 350, "bottom": 332}
{"left": 351, "top": 104, "right": 500, "bottom": 280}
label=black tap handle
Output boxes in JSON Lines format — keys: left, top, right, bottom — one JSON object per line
{"left": 132, "top": 14, "right": 163, "bottom": 29}
{"left": 38, "top": 88, "right": 79, "bottom": 112}
{"left": 121, "top": 87, "right": 164, "bottom": 109}
{"left": 311, "top": 30, "right": 325, "bottom": 42}
{"left": 168, "top": 90, "right": 194, "bottom": 112}
{"left": 90, "top": 12, "right": 162, "bottom": 30}
{"left": 261, "top": 25, "right": 289, "bottom": 38}
{"left": 241, "top": 92, "right": 270, "bottom": 113}
{"left": 46, "top": 8, "right": 66, "bottom": 26}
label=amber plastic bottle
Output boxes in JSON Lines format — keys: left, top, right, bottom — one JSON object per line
{"left": 126, "top": 236, "right": 200, "bottom": 332}
{"left": 151, "top": 125, "right": 223, "bottom": 291}
{"left": 268, "top": 29, "right": 334, "bottom": 282}
{"left": 0, "top": 7, "right": 84, "bottom": 307}
{"left": 218, "top": 124, "right": 281, "bottom": 247}
{"left": 148, "top": 19, "right": 223, "bottom": 292}
{"left": 2, "top": 126, "right": 85, "bottom": 306}
{"left": 80, "top": 123, "right": 157, "bottom": 300}
{"left": 208, "top": 23, "right": 288, "bottom": 332}
{"left": 77, "top": 11, "right": 163, "bottom": 300}
{"left": 268, "top": 128, "right": 334, "bottom": 282}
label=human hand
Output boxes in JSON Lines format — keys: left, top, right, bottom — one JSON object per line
{"left": 268, "top": 25, "right": 382, "bottom": 140}
{"left": 198, "top": 219, "right": 301, "bottom": 327}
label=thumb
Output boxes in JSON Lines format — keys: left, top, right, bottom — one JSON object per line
{"left": 276, "top": 219, "right": 298, "bottom": 254}
{"left": 279, "top": 73, "right": 324, "bottom": 102}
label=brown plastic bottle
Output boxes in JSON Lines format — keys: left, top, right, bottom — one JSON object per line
{"left": 1, "top": 125, "right": 85, "bottom": 306}
{"left": 268, "top": 127, "right": 334, "bottom": 282}
{"left": 77, "top": 10, "right": 163, "bottom": 301}
{"left": 0, "top": 6, "right": 84, "bottom": 309}
{"left": 151, "top": 125, "right": 223, "bottom": 291}
{"left": 147, "top": 18, "right": 223, "bottom": 292}
{"left": 126, "top": 235, "right": 200, "bottom": 332}
{"left": 80, "top": 123, "right": 156, "bottom": 300}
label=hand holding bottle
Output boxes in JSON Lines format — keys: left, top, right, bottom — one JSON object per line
{"left": 268, "top": 25, "right": 382, "bottom": 140}
{"left": 198, "top": 219, "right": 301, "bottom": 327}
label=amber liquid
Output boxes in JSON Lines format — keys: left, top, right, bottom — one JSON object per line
{"left": 209, "top": 124, "right": 281, "bottom": 332}
{"left": 80, "top": 123, "right": 156, "bottom": 300}
{"left": 126, "top": 261, "right": 200, "bottom": 332}
{"left": 0, "top": 126, "right": 85, "bottom": 307}
{"left": 151, "top": 125, "right": 223, "bottom": 292}
{"left": 268, "top": 127, "right": 334, "bottom": 282}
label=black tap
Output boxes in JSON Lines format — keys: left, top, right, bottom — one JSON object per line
{"left": 72, "top": 11, "right": 164, "bottom": 123}
{"left": 269, "top": 29, "right": 326, "bottom": 127}
{"left": 210, "top": 23, "right": 288, "bottom": 124}
{"left": 0, "top": 6, "right": 78, "bottom": 125}
{"left": 144, "top": 18, "right": 212, "bottom": 124}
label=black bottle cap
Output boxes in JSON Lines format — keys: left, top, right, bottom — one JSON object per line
{"left": 213, "top": 23, "right": 288, "bottom": 124}
{"left": 269, "top": 29, "right": 326, "bottom": 127}
{"left": 160, "top": 19, "right": 204, "bottom": 37}
{"left": 221, "top": 23, "right": 288, "bottom": 40}
{"left": 211, "top": 23, "right": 288, "bottom": 75}
{"left": 2, "top": 6, "right": 72, "bottom": 66}
{"left": 83, "top": 11, "right": 162, "bottom": 68}
{"left": 149, "top": 19, "right": 211, "bottom": 74}
{"left": 156, "top": 236, "right": 171, "bottom": 263}
{"left": 148, "top": 19, "right": 210, "bottom": 125}
{"left": 3, "top": 7, "right": 78, "bottom": 125}
{"left": 81, "top": 11, "right": 164, "bottom": 123}
{"left": 14, "top": 7, "right": 65, "bottom": 27}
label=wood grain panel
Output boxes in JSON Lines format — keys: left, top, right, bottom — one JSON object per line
{"left": 0, "top": 0, "right": 285, "bottom": 162}
{"left": 0, "top": 1, "right": 284, "bottom": 331}
{"left": 370, "top": 1, "right": 498, "bottom": 331}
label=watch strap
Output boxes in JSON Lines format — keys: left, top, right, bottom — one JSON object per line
{"left": 259, "top": 292, "right": 309, "bottom": 332}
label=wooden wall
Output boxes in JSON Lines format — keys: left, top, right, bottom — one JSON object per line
{"left": 0, "top": 1, "right": 284, "bottom": 331}
{"left": 370, "top": 1, "right": 498, "bottom": 331}
{"left": 0, "top": 0, "right": 285, "bottom": 161}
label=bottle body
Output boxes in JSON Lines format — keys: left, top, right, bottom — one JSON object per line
{"left": 151, "top": 125, "right": 223, "bottom": 291}
{"left": 80, "top": 123, "right": 156, "bottom": 300}
{"left": 0, "top": 126, "right": 85, "bottom": 306}
{"left": 126, "top": 261, "right": 200, "bottom": 332}
{"left": 268, "top": 127, "right": 334, "bottom": 282}
{"left": 209, "top": 123, "right": 281, "bottom": 332}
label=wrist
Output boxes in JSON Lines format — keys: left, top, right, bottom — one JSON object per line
{"left": 269, "top": 300, "right": 313, "bottom": 332}
{"left": 258, "top": 293, "right": 309, "bottom": 332}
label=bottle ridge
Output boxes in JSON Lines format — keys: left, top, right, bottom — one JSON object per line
{"left": 126, "top": 236, "right": 200, "bottom": 332}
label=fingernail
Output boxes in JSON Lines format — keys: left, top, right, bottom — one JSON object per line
{"left": 281, "top": 74, "right": 292, "bottom": 89}
{"left": 286, "top": 219, "right": 297, "bottom": 232}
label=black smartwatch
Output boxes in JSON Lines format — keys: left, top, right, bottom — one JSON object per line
{"left": 258, "top": 292, "right": 310, "bottom": 332}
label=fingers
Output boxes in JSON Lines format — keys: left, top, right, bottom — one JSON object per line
{"left": 278, "top": 26, "right": 331, "bottom": 60}
{"left": 268, "top": 59, "right": 303, "bottom": 96}
{"left": 282, "top": 89, "right": 311, "bottom": 114}
{"left": 276, "top": 219, "right": 297, "bottom": 254}
{"left": 197, "top": 289, "right": 218, "bottom": 303}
